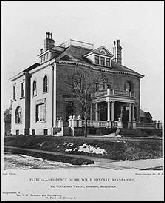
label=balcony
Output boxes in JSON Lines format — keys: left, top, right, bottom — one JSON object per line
{"left": 91, "top": 89, "right": 135, "bottom": 99}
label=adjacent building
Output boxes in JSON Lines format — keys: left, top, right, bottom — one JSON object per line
{"left": 10, "top": 32, "right": 145, "bottom": 135}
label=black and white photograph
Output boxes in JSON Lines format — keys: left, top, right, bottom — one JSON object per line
{"left": 1, "top": 1, "right": 164, "bottom": 201}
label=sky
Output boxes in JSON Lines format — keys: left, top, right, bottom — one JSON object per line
{"left": 1, "top": 1, "right": 164, "bottom": 121}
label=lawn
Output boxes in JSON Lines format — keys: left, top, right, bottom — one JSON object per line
{"left": 4, "top": 135, "right": 163, "bottom": 161}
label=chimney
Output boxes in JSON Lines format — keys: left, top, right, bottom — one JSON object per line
{"left": 44, "top": 32, "right": 55, "bottom": 51}
{"left": 113, "top": 39, "right": 122, "bottom": 65}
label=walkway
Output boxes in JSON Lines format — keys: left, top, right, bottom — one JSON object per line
{"left": 4, "top": 146, "right": 163, "bottom": 170}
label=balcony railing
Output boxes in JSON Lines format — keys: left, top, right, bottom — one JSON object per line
{"left": 91, "top": 89, "right": 107, "bottom": 98}
{"left": 107, "top": 89, "right": 135, "bottom": 98}
{"left": 91, "top": 89, "right": 135, "bottom": 99}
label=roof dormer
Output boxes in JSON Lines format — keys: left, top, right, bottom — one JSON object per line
{"left": 84, "top": 46, "right": 113, "bottom": 67}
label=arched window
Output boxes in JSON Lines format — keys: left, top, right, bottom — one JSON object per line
{"left": 124, "top": 81, "right": 133, "bottom": 92}
{"left": 15, "top": 106, "right": 22, "bottom": 124}
{"left": 43, "top": 75, "right": 48, "bottom": 93}
{"left": 32, "top": 81, "right": 37, "bottom": 96}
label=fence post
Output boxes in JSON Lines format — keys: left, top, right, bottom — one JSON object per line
{"left": 132, "top": 119, "right": 136, "bottom": 129}
{"left": 117, "top": 118, "right": 123, "bottom": 129}
{"left": 77, "top": 115, "right": 82, "bottom": 127}
{"left": 72, "top": 115, "right": 77, "bottom": 127}
{"left": 68, "top": 115, "right": 72, "bottom": 127}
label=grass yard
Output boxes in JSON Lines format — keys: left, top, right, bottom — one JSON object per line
{"left": 4, "top": 135, "right": 163, "bottom": 161}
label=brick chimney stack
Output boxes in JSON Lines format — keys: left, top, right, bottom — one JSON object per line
{"left": 113, "top": 40, "right": 122, "bottom": 65}
{"left": 44, "top": 32, "right": 55, "bottom": 51}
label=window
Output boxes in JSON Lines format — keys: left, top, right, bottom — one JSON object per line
{"left": 94, "top": 55, "right": 99, "bottom": 65}
{"left": 125, "top": 81, "right": 133, "bottom": 92}
{"left": 100, "top": 57, "right": 105, "bottom": 66}
{"left": 33, "top": 81, "right": 37, "bottom": 96}
{"left": 106, "top": 58, "right": 110, "bottom": 67}
{"left": 43, "top": 129, "right": 48, "bottom": 135}
{"left": 13, "top": 85, "right": 16, "bottom": 100}
{"left": 36, "top": 103, "right": 46, "bottom": 122}
{"left": 43, "top": 75, "right": 48, "bottom": 93}
{"left": 15, "top": 106, "right": 22, "bottom": 124}
{"left": 21, "top": 82, "right": 24, "bottom": 98}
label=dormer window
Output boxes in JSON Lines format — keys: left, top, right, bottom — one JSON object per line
{"left": 106, "top": 58, "right": 110, "bottom": 67}
{"left": 100, "top": 57, "right": 105, "bottom": 66}
{"left": 94, "top": 55, "right": 99, "bottom": 65}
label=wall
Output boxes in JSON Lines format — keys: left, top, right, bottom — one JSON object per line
{"left": 30, "top": 64, "right": 53, "bottom": 135}
{"left": 11, "top": 75, "right": 26, "bottom": 135}
{"left": 56, "top": 62, "right": 141, "bottom": 122}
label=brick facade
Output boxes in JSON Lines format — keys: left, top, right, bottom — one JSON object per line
{"left": 10, "top": 33, "right": 144, "bottom": 135}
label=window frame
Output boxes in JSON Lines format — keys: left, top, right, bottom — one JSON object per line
{"left": 32, "top": 80, "right": 37, "bottom": 97}
{"left": 20, "top": 82, "right": 25, "bottom": 98}
{"left": 100, "top": 56, "right": 105, "bottom": 66}
{"left": 106, "top": 58, "right": 110, "bottom": 67}
{"left": 94, "top": 55, "right": 99, "bottom": 65}
{"left": 35, "top": 99, "right": 46, "bottom": 123}
{"left": 43, "top": 75, "right": 48, "bottom": 93}
{"left": 15, "top": 106, "right": 22, "bottom": 124}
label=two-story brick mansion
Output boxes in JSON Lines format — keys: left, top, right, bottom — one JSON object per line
{"left": 10, "top": 32, "right": 144, "bottom": 136}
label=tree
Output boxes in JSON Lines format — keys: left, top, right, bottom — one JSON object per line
{"left": 68, "top": 70, "right": 94, "bottom": 137}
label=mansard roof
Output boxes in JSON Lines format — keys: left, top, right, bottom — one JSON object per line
{"left": 56, "top": 45, "right": 92, "bottom": 62}
{"left": 56, "top": 45, "right": 144, "bottom": 77}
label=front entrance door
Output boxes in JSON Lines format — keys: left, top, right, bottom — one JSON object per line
{"left": 98, "top": 102, "right": 107, "bottom": 121}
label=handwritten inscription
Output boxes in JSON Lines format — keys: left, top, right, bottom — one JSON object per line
{"left": 2, "top": 191, "right": 75, "bottom": 200}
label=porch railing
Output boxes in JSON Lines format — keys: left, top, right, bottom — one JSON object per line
{"left": 91, "top": 89, "right": 135, "bottom": 99}
{"left": 136, "top": 122, "right": 156, "bottom": 129}
{"left": 82, "top": 120, "right": 112, "bottom": 128}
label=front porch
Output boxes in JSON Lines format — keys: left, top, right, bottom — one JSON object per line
{"left": 90, "top": 88, "right": 136, "bottom": 129}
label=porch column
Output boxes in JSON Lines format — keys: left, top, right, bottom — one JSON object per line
{"left": 132, "top": 103, "right": 135, "bottom": 121}
{"left": 120, "top": 105, "right": 123, "bottom": 120}
{"left": 107, "top": 101, "right": 111, "bottom": 121}
{"left": 129, "top": 103, "right": 132, "bottom": 122}
{"left": 111, "top": 101, "right": 114, "bottom": 121}
{"left": 90, "top": 104, "right": 93, "bottom": 121}
{"left": 95, "top": 102, "right": 98, "bottom": 121}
